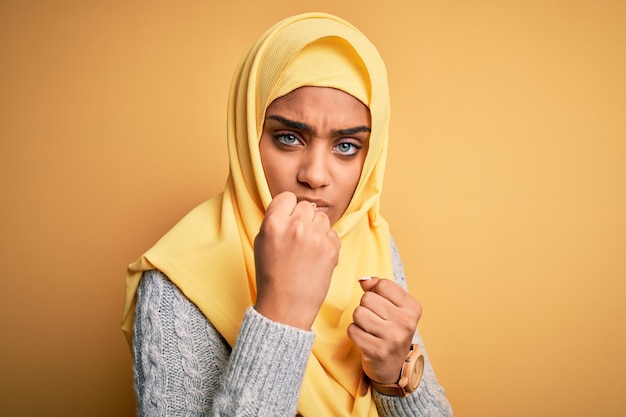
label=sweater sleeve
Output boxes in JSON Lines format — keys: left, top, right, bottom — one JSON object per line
{"left": 133, "top": 269, "right": 315, "bottom": 417}
{"left": 373, "top": 237, "right": 454, "bottom": 417}
{"left": 133, "top": 237, "right": 453, "bottom": 417}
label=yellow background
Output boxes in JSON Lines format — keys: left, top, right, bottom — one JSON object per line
{"left": 1, "top": 1, "right": 624, "bottom": 416}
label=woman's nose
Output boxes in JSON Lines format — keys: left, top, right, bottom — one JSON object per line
{"left": 297, "top": 149, "right": 330, "bottom": 189}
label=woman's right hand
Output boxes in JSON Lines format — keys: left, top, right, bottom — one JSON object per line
{"left": 253, "top": 191, "right": 340, "bottom": 330}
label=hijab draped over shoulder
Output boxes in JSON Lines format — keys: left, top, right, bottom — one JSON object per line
{"left": 122, "top": 12, "right": 393, "bottom": 416}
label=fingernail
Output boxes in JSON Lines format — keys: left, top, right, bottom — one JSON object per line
{"left": 358, "top": 276, "right": 371, "bottom": 282}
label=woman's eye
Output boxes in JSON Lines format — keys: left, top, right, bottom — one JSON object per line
{"left": 334, "top": 141, "right": 361, "bottom": 156}
{"left": 275, "top": 133, "right": 300, "bottom": 146}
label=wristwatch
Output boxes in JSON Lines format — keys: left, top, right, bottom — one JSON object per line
{"left": 370, "top": 344, "right": 424, "bottom": 397}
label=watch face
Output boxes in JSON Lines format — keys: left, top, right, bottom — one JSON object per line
{"left": 410, "top": 355, "right": 425, "bottom": 391}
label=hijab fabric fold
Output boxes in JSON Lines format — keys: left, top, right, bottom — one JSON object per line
{"left": 122, "top": 12, "right": 392, "bottom": 416}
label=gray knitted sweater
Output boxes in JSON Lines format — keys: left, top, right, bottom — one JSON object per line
{"left": 133, "top": 238, "right": 453, "bottom": 416}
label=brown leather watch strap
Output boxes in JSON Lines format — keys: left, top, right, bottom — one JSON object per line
{"left": 370, "top": 344, "right": 424, "bottom": 397}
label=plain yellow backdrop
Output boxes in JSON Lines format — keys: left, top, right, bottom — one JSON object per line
{"left": 1, "top": 1, "right": 624, "bottom": 416}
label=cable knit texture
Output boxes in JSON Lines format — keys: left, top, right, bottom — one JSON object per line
{"left": 133, "top": 237, "right": 453, "bottom": 416}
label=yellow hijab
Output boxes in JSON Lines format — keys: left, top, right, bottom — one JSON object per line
{"left": 122, "top": 12, "right": 393, "bottom": 416}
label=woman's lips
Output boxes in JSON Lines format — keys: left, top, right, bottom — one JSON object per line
{"left": 298, "top": 197, "right": 331, "bottom": 212}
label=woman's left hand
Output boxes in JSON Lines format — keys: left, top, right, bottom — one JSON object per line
{"left": 347, "top": 277, "right": 422, "bottom": 385}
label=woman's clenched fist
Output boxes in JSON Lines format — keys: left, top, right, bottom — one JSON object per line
{"left": 254, "top": 192, "right": 340, "bottom": 330}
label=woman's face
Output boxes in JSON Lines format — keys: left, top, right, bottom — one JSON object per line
{"left": 259, "top": 86, "right": 371, "bottom": 225}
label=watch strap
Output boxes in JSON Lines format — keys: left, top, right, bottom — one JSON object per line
{"left": 370, "top": 344, "right": 424, "bottom": 397}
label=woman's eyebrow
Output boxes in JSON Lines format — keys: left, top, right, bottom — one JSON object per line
{"left": 332, "top": 126, "right": 371, "bottom": 136}
{"left": 266, "top": 115, "right": 311, "bottom": 132}
{"left": 266, "top": 114, "right": 370, "bottom": 137}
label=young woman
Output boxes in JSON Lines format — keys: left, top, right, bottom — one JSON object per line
{"left": 122, "top": 12, "right": 453, "bottom": 416}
